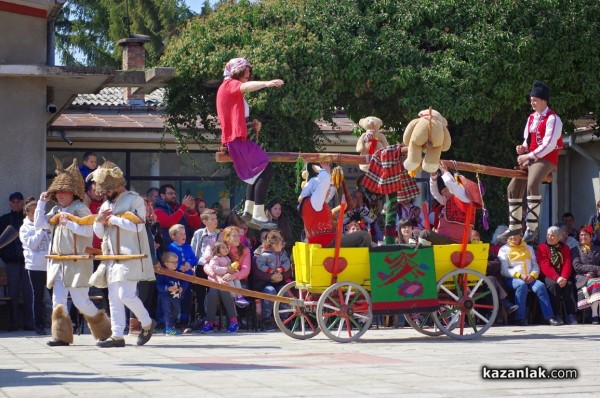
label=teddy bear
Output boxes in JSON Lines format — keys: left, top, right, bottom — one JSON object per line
{"left": 356, "top": 116, "right": 388, "bottom": 172}
{"left": 402, "top": 109, "right": 451, "bottom": 176}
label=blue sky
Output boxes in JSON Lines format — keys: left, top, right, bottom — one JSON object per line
{"left": 183, "top": 0, "right": 208, "bottom": 14}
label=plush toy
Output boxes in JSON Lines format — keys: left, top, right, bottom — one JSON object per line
{"left": 402, "top": 109, "right": 451, "bottom": 177}
{"left": 356, "top": 116, "right": 388, "bottom": 172}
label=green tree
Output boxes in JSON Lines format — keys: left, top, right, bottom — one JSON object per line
{"left": 161, "top": 0, "right": 600, "bottom": 239}
{"left": 55, "top": 0, "right": 193, "bottom": 67}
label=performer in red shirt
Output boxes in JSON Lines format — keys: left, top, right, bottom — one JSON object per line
{"left": 216, "top": 58, "right": 284, "bottom": 230}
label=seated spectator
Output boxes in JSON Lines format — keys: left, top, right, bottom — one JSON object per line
{"left": 588, "top": 200, "right": 600, "bottom": 243}
{"left": 556, "top": 222, "right": 578, "bottom": 249}
{"left": 146, "top": 187, "right": 159, "bottom": 205}
{"left": 499, "top": 233, "right": 559, "bottom": 326}
{"left": 154, "top": 184, "right": 200, "bottom": 245}
{"left": 571, "top": 225, "right": 600, "bottom": 323}
{"left": 471, "top": 230, "right": 518, "bottom": 317}
{"left": 201, "top": 226, "right": 250, "bottom": 333}
{"left": 562, "top": 212, "right": 578, "bottom": 239}
{"left": 396, "top": 218, "right": 415, "bottom": 245}
{"left": 266, "top": 199, "right": 293, "bottom": 255}
{"left": 252, "top": 230, "right": 292, "bottom": 331}
{"left": 490, "top": 225, "right": 509, "bottom": 257}
{"left": 537, "top": 226, "right": 578, "bottom": 325}
{"left": 195, "top": 198, "right": 207, "bottom": 216}
{"left": 208, "top": 241, "right": 249, "bottom": 307}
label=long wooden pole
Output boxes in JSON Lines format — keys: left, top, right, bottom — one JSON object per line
{"left": 155, "top": 268, "right": 300, "bottom": 305}
{"left": 215, "top": 151, "right": 536, "bottom": 180}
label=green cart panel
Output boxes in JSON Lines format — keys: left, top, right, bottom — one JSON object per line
{"left": 369, "top": 245, "right": 438, "bottom": 312}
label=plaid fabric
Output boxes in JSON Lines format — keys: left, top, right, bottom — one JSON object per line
{"left": 362, "top": 144, "right": 420, "bottom": 199}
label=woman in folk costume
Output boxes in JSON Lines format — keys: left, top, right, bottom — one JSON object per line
{"left": 87, "top": 159, "right": 157, "bottom": 347}
{"left": 360, "top": 120, "right": 420, "bottom": 245}
{"left": 216, "top": 57, "right": 284, "bottom": 230}
{"left": 299, "top": 163, "right": 371, "bottom": 248}
{"left": 571, "top": 225, "right": 600, "bottom": 323}
{"left": 34, "top": 158, "right": 111, "bottom": 346}
{"left": 499, "top": 81, "right": 563, "bottom": 243}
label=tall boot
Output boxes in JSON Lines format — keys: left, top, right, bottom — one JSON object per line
{"left": 523, "top": 195, "right": 542, "bottom": 243}
{"left": 84, "top": 309, "right": 112, "bottom": 341}
{"left": 498, "top": 199, "right": 523, "bottom": 240}
{"left": 47, "top": 304, "right": 73, "bottom": 346}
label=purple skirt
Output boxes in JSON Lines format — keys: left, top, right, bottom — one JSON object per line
{"left": 227, "top": 137, "right": 269, "bottom": 184}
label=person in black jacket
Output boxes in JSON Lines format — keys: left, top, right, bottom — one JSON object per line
{"left": 0, "top": 192, "right": 34, "bottom": 331}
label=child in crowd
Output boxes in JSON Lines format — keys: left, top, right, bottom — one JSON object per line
{"left": 207, "top": 241, "right": 249, "bottom": 307}
{"left": 156, "top": 251, "right": 186, "bottom": 335}
{"left": 167, "top": 224, "right": 198, "bottom": 331}
{"left": 255, "top": 230, "right": 291, "bottom": 281}
{"left": 19, "top": 197, "right": 51, "bottom": 335}
{"left": 396, "top": 218, "right": 415, "bottom": 244}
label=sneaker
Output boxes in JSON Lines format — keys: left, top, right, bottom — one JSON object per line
{"left": 136, "top": 319, "right": 157, "bottom": 346}
{"left": 97, "top": 336, "right": 126, "bottom": 348}
{"left": 263, "top": 318, "right": 277, "bottom": 332}
{"left": 164, "top": 328, "right": 182, "bottom": 336}
{"left": 522, "top": 228, "right": 538, "bottom": 243}
{"left": 200, "top": 322, "right": 214, "bottom": 334}
{"left": 547, "top": 316, "right": 563, "bottom": 326}
{"left": 565, "top": 314, "right": 578, "bottom": 325}
{"left": 501, "top": 299, "right": 519, "bottom": 315}
{"left": 226, "top": 321, "right": 239, "bottom": 333}
{"left": 235, "top": 296, "right": 250, "bottom": 308}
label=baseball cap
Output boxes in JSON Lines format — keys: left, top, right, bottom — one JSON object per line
{"left": 8, "top": 192, "right": 24, "bottom": 201}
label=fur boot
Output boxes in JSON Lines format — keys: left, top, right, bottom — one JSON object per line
{"left": 50, "top": 304, "right": 74, "bottom": 344}
{"left": 84, "top": 309, "right": 112, "bottom": 341}
{"left": 129, "top": 318, "right": 141, "bottom": 336}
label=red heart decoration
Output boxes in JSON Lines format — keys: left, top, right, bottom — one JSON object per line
{"left": 450, "top": 251, "right": 474, "bottom": 268}
{"left": 323, "top": 257, "right": 348, "bottom": 274}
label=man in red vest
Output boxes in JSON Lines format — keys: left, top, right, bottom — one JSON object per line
{"left": 499, "top": 81, "right": 563, "bottom": 243}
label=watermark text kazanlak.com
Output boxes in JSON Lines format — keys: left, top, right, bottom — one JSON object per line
{"left": 482, "top": 366, "right": 578, "bottom": 380}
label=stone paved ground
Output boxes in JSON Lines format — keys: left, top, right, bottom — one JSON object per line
{"left": 0, "top": 324, "right": 599, "bottom": 397}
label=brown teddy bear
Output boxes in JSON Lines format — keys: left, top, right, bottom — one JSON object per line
{"left": 403, "top": 109, "right": 451, "bottom": 176}
{"left": 356, "top": 116, "right": 388, "bottom": 172}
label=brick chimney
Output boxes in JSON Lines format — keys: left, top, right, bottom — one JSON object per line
{"left": 117, "top": 35, "right": 151, "bottom": 105}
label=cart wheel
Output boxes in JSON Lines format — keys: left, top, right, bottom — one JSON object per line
{"left": 432, "top": 269, "right": 498, "bottom": 340}
{"left": 404, "top": 312, "right": 445, "bottom": 337}
{"left": 316, "top": 281, "right": 372, "bottom": 343}
{"left": 273, "top": 282, "right": 320, "bottom": 340}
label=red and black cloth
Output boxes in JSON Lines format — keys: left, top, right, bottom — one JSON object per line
{"left": 362, "top": 144, "right": 420, "bottom": 201}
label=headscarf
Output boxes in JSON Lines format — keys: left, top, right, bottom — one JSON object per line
{"left": 579, "top": 224, "right": 594, "bottom": 254}
{"left": 507, "top": 239, "right": 531, "bottom": 263}
{"left": 223, "top": 58, "right": 252, "bottom": 79}
{"left": 548, "top": 243, "right": 564, "bottom": 271}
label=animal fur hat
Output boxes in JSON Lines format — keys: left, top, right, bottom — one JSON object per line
{"left": 86, "top": 158, "right": 126, "bottom": 194}
{"left": 47, "top": 157, "right": 85, "bottom": 202}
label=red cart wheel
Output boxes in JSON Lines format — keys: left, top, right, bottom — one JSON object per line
{"left": 316, "top": 281, "right": 372, "bottom": 343}
{"left": 274, "top": 282, "right": 320, "bottom": 340}
{"left": 432, "top": 269, "right": 499, "bottom": 340}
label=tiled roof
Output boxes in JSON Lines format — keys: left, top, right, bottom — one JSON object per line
{"left": 72, "top": 87, "right": 165, "bottom": 106}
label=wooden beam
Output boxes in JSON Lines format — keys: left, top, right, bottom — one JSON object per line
{"left": 215, "top": 151, "right": 542, "bottom": 180}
